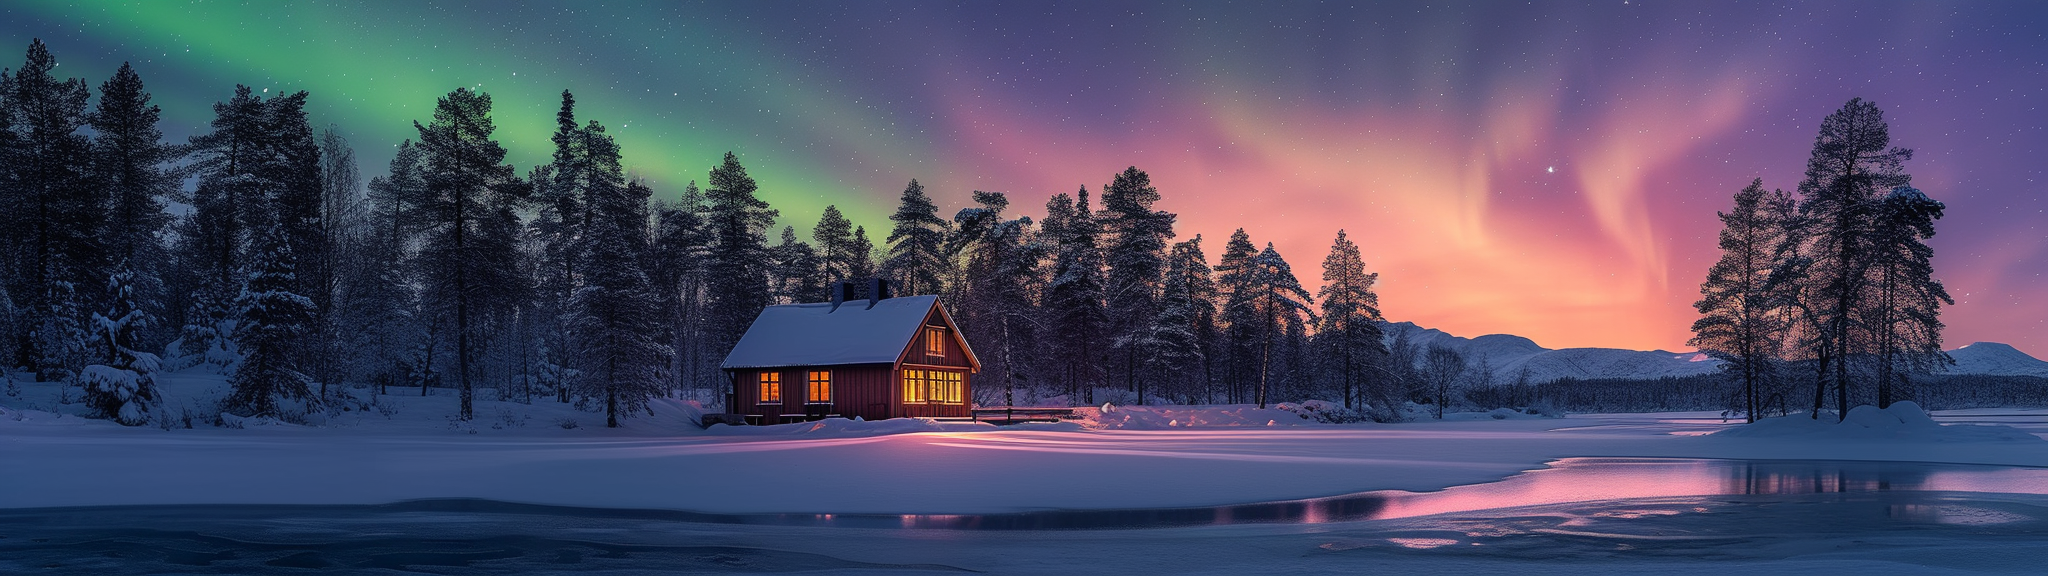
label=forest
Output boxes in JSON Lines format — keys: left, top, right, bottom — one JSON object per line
{"left": 0, "top": 39, "right": 1971, "bottom": 428}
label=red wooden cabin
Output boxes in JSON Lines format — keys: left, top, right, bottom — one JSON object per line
{"left": 721, "top": 282, "right": 980, "bottom": 424}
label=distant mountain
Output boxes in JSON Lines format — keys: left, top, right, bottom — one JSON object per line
{"left": 1383, "top": 322, "right": 1721, "bottom": 384}
{"left": 1943, "top": 342, "right": 2048, "bottom": 378}
{"left": 1383, "top": 323, "right": 2048, "bottom": 383}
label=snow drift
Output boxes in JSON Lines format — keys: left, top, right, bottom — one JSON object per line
{"left": 1712, "top": 401, "right": 2045, "bottom": 443}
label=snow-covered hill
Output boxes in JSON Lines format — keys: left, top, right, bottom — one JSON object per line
{"left": 1944, "top": 342, "right": 2048, "bottom": 378}
{"left": 1383, "top": 322, "right": 1722, "bottom": 384}
{"left": 1382, "top": 323, "right": 2048, "bottom": 384}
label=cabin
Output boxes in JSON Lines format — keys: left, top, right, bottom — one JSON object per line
{"left": 720, "top": 280, "right": 980, "bottom": 424}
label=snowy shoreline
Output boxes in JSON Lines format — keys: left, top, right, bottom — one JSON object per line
{"left": 7, "top": 381, "right": 2046, "bottom": 515}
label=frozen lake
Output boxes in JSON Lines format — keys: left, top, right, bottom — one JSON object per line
{"left": 9, "top": 457, "right": 2048, "bottom": 574}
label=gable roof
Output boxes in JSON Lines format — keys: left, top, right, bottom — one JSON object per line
{"left": 719, "top": 295, "right": 980, "bottom": 370}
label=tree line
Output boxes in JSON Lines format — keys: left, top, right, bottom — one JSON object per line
{"left": 2, "top": 40, "right": 1450, "bottom": 427}
{"left": 1689, "top": 98, "right": 1951, "bottom": 423}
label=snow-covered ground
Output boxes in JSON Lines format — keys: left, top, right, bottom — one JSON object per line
{"left": 6, "top": 372, "right": 2048, "bottom": 574}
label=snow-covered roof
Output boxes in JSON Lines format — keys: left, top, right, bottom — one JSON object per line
{"left": 721, "top": 295, "right": 975, "bottom": 370}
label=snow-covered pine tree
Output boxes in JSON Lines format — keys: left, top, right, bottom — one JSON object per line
{"left": 1214, "top": 229, "right": 1260, "bottom": 403}
{"left": 1097, "top": 167, "right": 1175, "bottom": 395}
{"left": 412, "top": 87, "right": 520, "bottom": 420}
{"left": 176, "top": 85, "right": 300, "bottom": 365}
{"left": 1690, "top": 179, "right": 1795, "bottom": 423}
{"left": 0, "top": 39, "right": 97, "bottom": 380}
{"left": 1245, "top": 243, "right": 1314, "bottom": 409}
{"left": 82, "top": 265, "right": 162, "bottom": 425}
{"left": 703, "top": 152, "right": 778, "bottom": 358}
{"left": 1141, "top": 236, "right": 1211, "bottom": 404}
{"left": 1866, "top": 185, "right": 1951, "bottom": 408}
{"left": 569, "top": 160, "right": 669, "bottom": 428}
{"left": 1042, "top": 188, "right": 1108, "bottom": 402}
{"left": 1790, "top": 97, "right": 1914, "bottom": 420}
{"left": 1317, "top": 230, "right": 1388, "bottom": 412}
{"left": 32, "top": 280, "right": 87, "bottom": 383}
{"left": 651, "top": 182, "right": 710, "bottom": 397}
{"left": 87, "top": 62, "right": 178, "bottom": 352}
{"left": 771, "top": 226, "right": 825, "bottom": 304}
{"left": 225, "top": 230, "right": 316, "bottom": 419}
{"left": 948, "top": 190, "right": 1043, "bottom": 407}
{"left": 882, "top": 179, "right": 950, "bottom": 296}
{"left": 356, "top": 140, "right": 427, "bottom": 394}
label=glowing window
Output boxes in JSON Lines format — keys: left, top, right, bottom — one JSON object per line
{"left": 758, "top": 372, "right": 781, "bottom": 404}
{"left": 936, "top": 371, "right": 963, "bottom": 404}
{"left": 925, "top": 327, "right": 945, "bottom": 356}
{"left": 902, "top": 369, "right": 927, "bottom": 403}
{"left": 807, "top": 370, "right": 832, "bottom": 404}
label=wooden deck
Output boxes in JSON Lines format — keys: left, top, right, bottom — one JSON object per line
{"left": 971, "top": 407, "right": 1078, "bottom": 425}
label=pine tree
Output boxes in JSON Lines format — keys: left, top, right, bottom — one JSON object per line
{"left": 1791, "top": 97, "right": 1914, "bottom": 420}
{"left": 1042, "top": 188, "right": 1107, "bottom": 402}
{"left": 1690, "top": 179, "right": 1795, "bottom": 422}
{"left": 1866, "top": 185, "right": 1951, "bottom": 408}
{"left": 81, "top": 265, "right": 163, "bottom": 425}
{"left": 703, "top": 152, "right": 777, "bottom": 360}
{"left": 949, "top": 191, "right": 1043, "bottom": 407}
{"left": 1244, "top": 243, "right": 1313, "bottom": 408}
{"left": 813, "top": 205, "right": 864, "bottom": 283}
{"left": 1143, "top": 237, "right": 1212, "bottom": 404}
{"left": 650, "top": 184, "right": 709, "bottom": 396}
{"left": 1215, "top": 229, "right": 1261, "bottom": 403}
{"left": 1317, "top": 230, "right": 1388, "bottom": 412}
{"left": 413, "top": 88, "right": 520, "bottom": 420}
{"left": 882, "top": 179, "right": 950, "bottom": 296}
{"left": 0, "top": 39, "right": 96, "bottom": 379}
{"left": 87, "top": 62, "right": 178, "bottom": 352}
{"left": 570, "top": 158, "right": 669, "bottom": 428}
{"left": 1098, "top": 167, "right": 1176, "bottom": 395}
{"left": 771, "top": 226, "right": 825, "bottom": 303}
{"left": 849, "top": 225, "right": 876, "bottom": 279}
{"left": 225, "top": 230, "right": 316, "bottom": 419}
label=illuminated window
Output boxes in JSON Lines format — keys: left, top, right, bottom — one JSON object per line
{"left": 925, "top": 327, "right": 945, "bottom": 356}
{"left": 902, "top": 369, "right": 927, "bottom": 403}
{"left": 807, "top": 370, "right": 832, "bottom": 404}
{"left": 935, "top": 371, "right": 963, "bottom": 404}
{"left": 758, "top": 372, "right": 781, "bottom": 404}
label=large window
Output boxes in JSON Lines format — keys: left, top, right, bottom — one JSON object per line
{"left": 902, "top": 369, "right": 927, "bottom": 403}
{"left": 901, "top": 369, "right": 964, "bottom": 405}
{"left": 925, "top": 327, "right": 945, "bottom": 356}
{"left": 807, "top": 370, "right": 832, "bottom": 404}
{"left": 758, "top": 372, "right": 782, "bottom": 404}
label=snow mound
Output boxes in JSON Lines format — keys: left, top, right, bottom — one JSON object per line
{"left": 1713, "top": 401, "right": 2044, "bottom": 443}
{"left": 705, "top": 416, "right": 1012, "bottom": 437}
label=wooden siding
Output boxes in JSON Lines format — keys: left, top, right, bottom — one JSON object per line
{"left": 729, "top": 364, "right": 898, "bottom": 423}
{"left": 897, "top": 307, "right": 976, "bottom": 369}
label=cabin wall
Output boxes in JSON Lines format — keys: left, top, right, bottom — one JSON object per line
{"left": 728, "top": 365, "right": 896, "bottom": 423}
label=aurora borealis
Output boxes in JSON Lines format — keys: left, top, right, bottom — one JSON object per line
{"left": 3, "top": 1, "right": 2043, "bottom": 354}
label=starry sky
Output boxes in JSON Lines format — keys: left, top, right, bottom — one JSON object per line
{"left": 4, "top": 1, "right": 2044, "bottom": 354}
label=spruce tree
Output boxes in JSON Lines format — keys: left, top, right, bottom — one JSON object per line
{"left": 703, "top": 152, "right": 777, "bottom": 360}
{"left": 651, "top": 183, "right": 710, "bottom": 395}
{"left": 1317, "top": 230, "right": 1388, "bottom": 412}
{"left": 949, "top": 191, "right": 1043, "bottom": 406}
{"left": 81, "top": 265, "right": 162, "bottom": 425}
{"left": 1245, "top": 243, "right": 1313, "bottom": 408}
{"left": 1144, "top": 237, "right": 1212, "bottom": 404}
{"left": 413, "top": 88, "right": 520, "bottom": 420}
{"left": 813, "top": 205, "right": 863, "bottom": 283}
{"left": 1215, "top": 228, "right": 1261, "bottom": 403}
{"left": 87, "top": 62, "right": 178, "bottom": 352}
{"left": 0, "top": 39, "right": 96, "bottom": 379}
{"left": 570, "top": 160, "right": 668, "bottom": 428}
{"left": 1690, "top": 179, "right": 1795, "bottom": 422}
{"left": 849, "top": 225, "right": 876, "bottom": 279}
{"left": 1098, "top": 167, "right": 1175, "bottom": 394}
{"left": 882, "top": 179, "right": 949, "bottom": 296}
{"left": 225, "top": 230, "right": 316, "bottom": 419}
{"left": 771, "top": 226, "right": 825, "bottom": 303}
{"left": 1042, "top": 188, "right": 1107, "bottom": 401}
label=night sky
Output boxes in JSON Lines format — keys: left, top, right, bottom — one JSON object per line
{"left": 4, "top": 1, "right": 2043, "bottom": 354}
